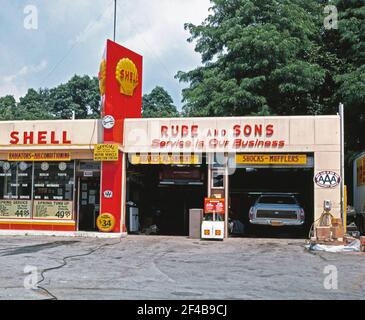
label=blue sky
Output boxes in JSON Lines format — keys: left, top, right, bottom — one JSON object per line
{"left": 0, "top": 0, "right": 211, "bottom": 108}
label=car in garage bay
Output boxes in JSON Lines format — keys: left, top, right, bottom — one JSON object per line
{"left": 249, "top": 193, "right": 305, "bottom": 227}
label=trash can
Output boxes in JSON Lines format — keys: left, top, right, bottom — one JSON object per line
{"left": 189, "top": 209, "right": 203, "bottom": 239}
{"left": 126, "top": 201, "right": 139, "bottom": 233}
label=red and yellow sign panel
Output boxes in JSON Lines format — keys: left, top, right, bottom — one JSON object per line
{"left": 357, "top": 156, "right": 365, "bottom": 186}
{"left": 100, "top": 40, "right": 142, "bottom": 233}
{"left": 8, "top": 152, "right": 71, "bottom": 162}
{"left": 204, "top": 198, "right": 225, "bottom": 214}
{"left": 236, "top": 154, "right": 307, "bottom": 165}
{"left": 98, "top": 59, "right": 107, "bottom": 96}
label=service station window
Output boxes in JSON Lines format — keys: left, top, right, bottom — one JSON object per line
{"left": 212, "top": 169, "right": 225, "bottom": 188}
{"left": 32, "top": 161, "right": 75, "bottom": 220}
{"left": 33, "top": 162, "right": 74, "bottom": 201}
{"left": 0, "top": 161, "right": 33, "bottom": 219}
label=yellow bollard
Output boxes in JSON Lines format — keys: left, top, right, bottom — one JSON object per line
{"left": 344, "top": 185, "right": 347, "bottom": 234}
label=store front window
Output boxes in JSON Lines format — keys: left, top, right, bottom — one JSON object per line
{"left": 33, "top": 162, "right": 74, "bottom": 201}
{"left": 0, "top": 161, "right": 75, "bottom": 220}
{"left": 0, "top": 161, "right": 33, "bottom": 219}
{"left": 33, "top": 161, "right": 75, "bottom": 220}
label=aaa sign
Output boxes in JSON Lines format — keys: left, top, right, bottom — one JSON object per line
{"left": 314, "top": 171, "right": 341, "bottom": 188}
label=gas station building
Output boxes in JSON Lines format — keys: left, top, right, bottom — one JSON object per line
{"left": 0, "top": 41, "right": 342, "bottom": 237}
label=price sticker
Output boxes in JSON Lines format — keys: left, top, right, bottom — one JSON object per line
{"left": 96, "top": 213, "right": 116, "bottom": 232}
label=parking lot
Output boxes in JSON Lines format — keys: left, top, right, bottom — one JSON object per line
{"left": 0, "top": 235, "right": 364, "bottom": 300}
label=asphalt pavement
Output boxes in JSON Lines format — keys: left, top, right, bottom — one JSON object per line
{"left": 0, "top": 235, "right": 364, "bottom": 300}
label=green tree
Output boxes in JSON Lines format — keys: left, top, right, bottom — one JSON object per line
{"left": 0, "top": 95, "right": 17, "bottom": 120}
{"left": 142, "top": 86, "right": 179, "bottom": 118}
{"left": 176, "top": 0, "right": 329, "bottom": 117}
{"left": 177, "top": 0, "right": 365, "bottom": 153}
{"left": 18, "top": 88, "right": 53, "bottom": 120}
{"left": 48, "top": 75, "right": 100, "bottom": 119}
{"left": 334, "top": 0, "right": 365, "bottom": 153}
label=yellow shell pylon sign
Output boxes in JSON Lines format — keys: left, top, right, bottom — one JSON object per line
{"left": 98, "top": 59, "right": 107, "bottom": 96}
{"left": 115, "top": 58, "right": 139, "bottom": 96}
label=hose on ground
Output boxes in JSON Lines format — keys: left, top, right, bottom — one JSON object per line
{"left": 35, "top": 236, "right": 123, "bottom": 300}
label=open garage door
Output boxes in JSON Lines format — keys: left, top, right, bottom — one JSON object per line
{"left": 126, "top": 154, "right": 207, "bottom": 236}
{"left": 228, "top": 153, "right": 314, "bottom": 238}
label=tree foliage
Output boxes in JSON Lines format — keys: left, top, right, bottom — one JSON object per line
{"left": 0, "top": 95, "right": 17, "bottom": 120}
{"left": 48, "top": 75, "right": 100, "bottom": 119}
{"left": 18, "top": 88, "right": 52, "bottom": 120}
{"left": 0, "top": 78, "right": 180, "bottom": 122}
{"left": 0, "top": 75, "right": 101, "bottom": 120}
{"left": 142, "top": 86, "right": 179, "bottom": 118}
{"left": 176, "top": 0, "right": 328, "bottom": 116}
{"left": 334, "top": 0, "right": 365, "bottom": 153}
{"left": 176, "top": 0, "right": 364, "bottom": 152}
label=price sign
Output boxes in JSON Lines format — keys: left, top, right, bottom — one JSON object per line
{"left": 0, "top": 200, "right": 32, "bottom": 219}
{"left": 33, "top": 200, "right": 73, "bottom": 220}
{"left": 97, "top": 213, "right": 116, "bottom": 232}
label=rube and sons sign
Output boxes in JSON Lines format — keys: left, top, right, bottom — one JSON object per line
{"left": 124, "top": 118, "right": 294, "bottom": 153}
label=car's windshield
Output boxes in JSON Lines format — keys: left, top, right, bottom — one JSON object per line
{"left": 258, "top": 196, "right": 297, "bottom": 205}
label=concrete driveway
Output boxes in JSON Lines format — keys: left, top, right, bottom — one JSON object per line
{"left": 0, "top": 235, "right": 364, "bottom": 300}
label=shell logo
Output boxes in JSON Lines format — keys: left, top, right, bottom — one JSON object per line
{"left": 115, "top": 58, "right": 139, "bottom": 96}
{"left": 98, "top": 59, "right": 107, "bottom": 96}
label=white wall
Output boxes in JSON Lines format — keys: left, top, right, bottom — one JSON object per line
{"left": 0, "top": 120, "right": 102, "bottom": 146}
{"left": 124, "top": 115, "right": 341, "bottom": 220}
{"left": 0, "top": 116, "right": 342, "bottom": 221}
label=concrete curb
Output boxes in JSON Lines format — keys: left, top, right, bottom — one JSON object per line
{"left": 0, "top": 230, "right": 128, "bottom": 239}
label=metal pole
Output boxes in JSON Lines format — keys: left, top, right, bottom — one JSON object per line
{"left": 224, "top": 153, "right": 229, "bottom": 239}
{"left": 339, "top": 103, "right": 345, "bottom": 228}
{"left": 113, "top": 0, "right": 117, "bottom": 42}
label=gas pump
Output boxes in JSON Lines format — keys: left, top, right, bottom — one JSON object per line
{"left": 201, "top": 198, "right": 225, "bottom": 240}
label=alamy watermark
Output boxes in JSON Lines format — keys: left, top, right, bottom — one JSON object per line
{"left": 323, "top": 265, "right": 338, "bottom": 290}
{"left": 24, "top": 5, "right": 38, "bottom": 30}
{"left": 324, "top": 5, "right": 338, "bottom": 30}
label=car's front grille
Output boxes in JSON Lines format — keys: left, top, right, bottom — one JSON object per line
{"left": 256, "top": 210, "right": 298, "bottom": 219}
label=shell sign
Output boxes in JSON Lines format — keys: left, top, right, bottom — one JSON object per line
{"left": 115, "top": 58, "right": 139, "bottom": 96}
{"left": 100, "top": 40, "right": 142, "bottom": 233}
{"left": 98, "top": 59, "right": 107, "bottom": 96}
